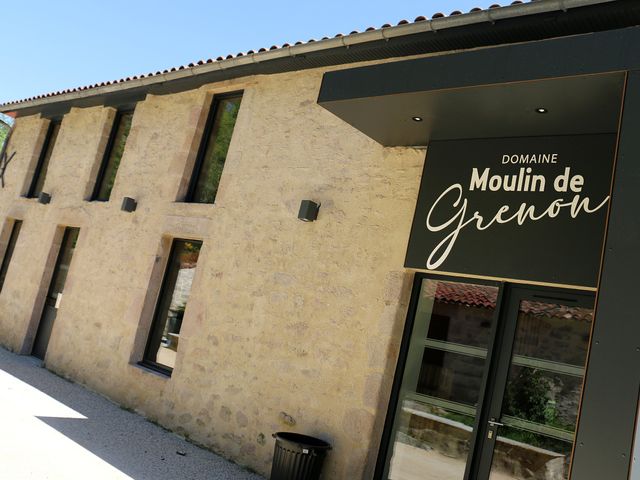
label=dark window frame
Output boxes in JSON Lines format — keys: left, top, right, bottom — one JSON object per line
{"left": 185, "top": 91, "right": 243, "bottom": 204}
{"left": 91, "top": 108, "right": 134, "bottom": 202}
{"left": 27, "top": 118, "right": 61, "bottom": 198}
{"left": 373, "top": 272, "right": 505, "bottom": 480}
{"left": 45, "top": 226, "right": 81, "bottom": 304}
{"left": 141, "top": 238, "right": 202, "bottom": 376}
{"left": 373, "top": 273, "right": 596, "bottom": 480}
{"left": 0, "top": 219, "right": 22, "bottom": 293}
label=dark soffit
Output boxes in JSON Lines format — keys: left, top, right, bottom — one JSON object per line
{"left": 319, "top": 72, "right": 625, "bottom": 146}
{"left": 317, "top": 24, "right": 637, "bottom": 146}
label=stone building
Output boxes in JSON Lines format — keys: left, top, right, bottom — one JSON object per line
{"left": 1, "top": 2, "right": 640, "bottom": 479}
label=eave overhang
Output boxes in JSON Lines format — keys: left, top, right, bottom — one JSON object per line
{"left": 317, "top": 25, "right": 639, "bottom": 146}
{"left": 4, "top": 0, "right": 640, "bottom": 118}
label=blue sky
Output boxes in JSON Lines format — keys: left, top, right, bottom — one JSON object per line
{"left": 0, "top": 0, "right": 500, "bottom": 105}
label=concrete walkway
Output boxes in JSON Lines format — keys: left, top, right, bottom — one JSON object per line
{"left": 0, "top": 347, "right": 265, "bottom": 480}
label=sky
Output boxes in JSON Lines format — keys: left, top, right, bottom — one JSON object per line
{"left": 0, "top": 0, "right": 503, "bottom": 105}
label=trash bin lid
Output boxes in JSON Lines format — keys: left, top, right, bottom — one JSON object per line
{"left": 273, "top": 432, "right": 332, "bottom": 450}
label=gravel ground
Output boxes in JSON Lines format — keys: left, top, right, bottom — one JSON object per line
{"left": 0, "top": 346, "right": 265, "bottom": 480}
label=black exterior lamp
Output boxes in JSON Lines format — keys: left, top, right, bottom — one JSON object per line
{"left": 298, "top": 200, "right": 320, "bottom": 222}
{"left": 121, "top": 196, "right": 137, "bottom": 213}
{"left": 38, "top": 192, "right": 51, "bottom": 204}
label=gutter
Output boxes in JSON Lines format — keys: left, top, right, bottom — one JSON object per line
{"left": 0, "top": 0, "right": 616, "bottom": 113}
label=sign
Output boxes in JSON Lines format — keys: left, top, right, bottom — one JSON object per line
{"left": 404, "top": 135, "right": 616, "bottom": 287}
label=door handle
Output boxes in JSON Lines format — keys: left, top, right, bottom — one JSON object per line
{"left": 488, "top": 419, "right": 503, "bottom": 427}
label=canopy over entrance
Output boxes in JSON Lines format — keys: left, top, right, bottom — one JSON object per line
{"left": 317, "top": 27, "right": 638, "bottom": 146}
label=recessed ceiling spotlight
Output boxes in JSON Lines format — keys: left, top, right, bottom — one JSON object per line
{"left": 412, "top": 116, "right": 423, "bottom": 122}
{"left": 535, "top": 107, "right": 548, "bottom": 114}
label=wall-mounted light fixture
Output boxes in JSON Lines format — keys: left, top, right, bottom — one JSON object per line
{"left": 535, "top": 107, "right": 548, "bottom": 114}
{"left": 38, "top": 192, "right": 51, "bottom": 204}
{"left": 121, "top": 197, "right": 137, "bottom": 213}
{"left": 411, "top": 116, "right": 423, "bottom": 122}
{"left": 298, "top": 200, "right": 320, "bottom": 222}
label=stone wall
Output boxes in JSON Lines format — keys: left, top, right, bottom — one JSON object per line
{"left": 0, "top": 63, "right": 425, "bottom": 478}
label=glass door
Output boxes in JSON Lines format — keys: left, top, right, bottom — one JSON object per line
{"left": 379, "top": 277, "right": 595, "bottom": 480}
{"left": 383, "top": 277, "right": 502, "bottom": 479}
{"left": 479, "top": 287, "right": 594, "bottom": 480}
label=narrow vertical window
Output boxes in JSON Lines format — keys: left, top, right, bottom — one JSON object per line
{"left": 187, "top": 93, "right": 242, "bottom": 204}
{"left": 143, "top": 239, "right": 202, "bottom": 374}
{"left": 0, "top": 220, "right": 22, "bottom": 293}
{"left": 0, "top": 113, "right": 13, "bottom": 154}
{"left": 31, "top": 226, "right": 80, "bottom": 360}
{"left": 28, "top": 119, "right": 61, "bottom": 198}
{"left": 92, "top": 109, "right": 134, "bottom": 201}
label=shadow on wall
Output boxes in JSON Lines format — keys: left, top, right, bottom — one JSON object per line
{"left": 0, "top": 346, "right": 264, "bottom": 480}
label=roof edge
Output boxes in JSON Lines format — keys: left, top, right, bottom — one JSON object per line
{"left": 0, "top": 0, "right": 617, "bottom": 113}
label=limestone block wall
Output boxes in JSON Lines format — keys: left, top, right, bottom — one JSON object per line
{"left": 0, "top": 62, "right": 426, "bottom": 478}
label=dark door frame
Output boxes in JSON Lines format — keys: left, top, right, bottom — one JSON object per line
{"left": 374, "top": 273, "right": 596, "bottom": 480}
{"left": 376, "top": 273, "right": 504, "bottom": 480}
{"left": 31, "top": 227, "right": 79, "bottom": 360}
{"left": 473, "top": 285, "right": 595, "bottom": 479}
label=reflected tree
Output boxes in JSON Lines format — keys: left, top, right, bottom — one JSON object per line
{"left": 0, "top": 121, "right": 16, "bottom": 188}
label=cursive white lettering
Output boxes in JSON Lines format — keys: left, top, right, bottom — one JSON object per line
{"left": 425, "top": 186, "right": 610, "bottom": 270}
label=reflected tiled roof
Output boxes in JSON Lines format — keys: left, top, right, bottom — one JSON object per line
{"left": 432, "top": 281, "right": 593, "bottom": 321}
{"left": 1, "top": 1, "right": 532, "bottom": 107}
{"left": 435, "top": 282, "right": 498, "bottom": 309}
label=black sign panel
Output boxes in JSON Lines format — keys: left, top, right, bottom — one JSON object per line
{"left": 405, "top": 135, "right": 616, "bottom": 287}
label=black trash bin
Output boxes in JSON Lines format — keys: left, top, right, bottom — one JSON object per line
{"left": 270, "top": 432, "right": 331, "bottom": 480}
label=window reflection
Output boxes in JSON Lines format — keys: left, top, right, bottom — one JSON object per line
{"left": 29, "top": 120, "right": 61, "bottom": 198}
{"left": 0, "top": 220, "right": 22, "bottom": 293}
{"left": 387, "top": 279, "right": 499, "bottom": 480}
{"left": 189, "top": 94, "right": 242, "bottom": 204}
{"left": 93, "top": 110, "right": 134, "bottom": 201}
{"left": 143, "top": 239, "right": 202, "bottom": 372}
{"left": 489, "top": 300, "right": 594, "bottom": 480}
{"left": 417, "top": 349, "right": 487, "bottom": 406}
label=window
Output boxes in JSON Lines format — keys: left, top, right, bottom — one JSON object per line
{"left": 142, "top": 239, "right": 202, "bottom": 374}
{"left": 186, "top": 92, "right": 242, "bottom": 204}
{"left": 0, "top": 220, "right": 22, "bottom": 293}
{"left": 0, "top": 113, "right": 14, "bottom": 154}
{"left": 28, "top": 119, "right": 61, "bottom": 198}
{"left": 92, "top": 109, "right": 134, "bottom": 201}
